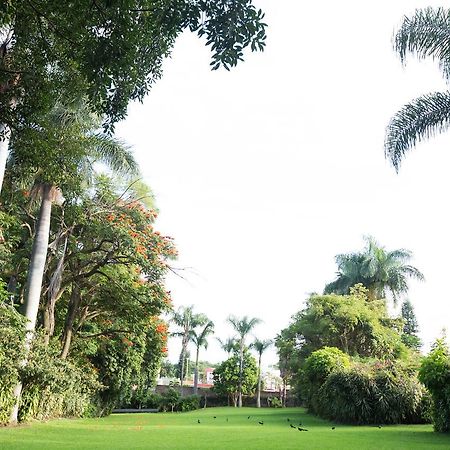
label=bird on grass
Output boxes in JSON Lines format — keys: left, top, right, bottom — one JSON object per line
{"left": 298, "top": 427, "right": 309, "bottom": 431}
{"left": 287, "top": 418, "right": 290, "bottom": 422}
{"left": 197, "top": 420, "right": 201, "bottom": 424}
{"left": 213, "top": 416, "right": 217, "bottom": 419}
{"left": 247, "top": 416, "right": 251, "bottom": 419}
{"left": 290, "top": 424, "right": 296, "bottom": 429}
{"left": 331, "top": 427, "right": 335, "bottom": 430}
{"left": 258, "top": 421, "right": 264, "bottom": 425}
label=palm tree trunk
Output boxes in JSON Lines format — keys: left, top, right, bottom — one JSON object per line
{"left": 238, "top": 342, "right": 243, "bottom": 407}
{"left": 194, "top": 346, "right": 200, "bottom": 395}
{"left": 0, "top": 123, "right": 9, "bottom": 194}
{"left": 9, "top": 184, "right": 54, "bottom": 424}
{"left": 256, "top": 353, "right": 262, "bottom": 408}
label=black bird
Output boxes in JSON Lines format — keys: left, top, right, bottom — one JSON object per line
{"left": 298, "top": 427, "right": 309, "bottom": 431}
{"left": 378, "top": 425, "right": 382, "bottom": 429}
{"left": 197, "top": 420, "right": 201, "bottom": 424}
{"left": 298, "top": 422, "right": 302, "bottom": 426}
{"left": 213, "top": 416, "right": 217, "bottom": 419}
{"left": 248, "top": 416, "right": 251, "bottom": 419}
{"left": 258, "top": 421, "right": 264, "bottom": 425}
{"left": 331, "top": 427, "right": 335, "bottom": 430}
{"left": 290, "top": 424, "right": 296, "bottom": 429}
{"left": 287, "top": 418, "right": 290, "bottom": 422}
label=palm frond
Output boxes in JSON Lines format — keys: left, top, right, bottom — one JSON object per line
{"left": 385, "top": 91, "right": 450, "bottom": 170}
{"left": 395, "top": 7, "right": 450, "bottom": 78}
{"left": 87, "top": 134, "right": 139, "bottom": 176}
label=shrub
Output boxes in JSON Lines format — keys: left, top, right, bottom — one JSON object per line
{"left": 418, "top": 339, "right": 450, "bottom": 432}
{"left": 267, "top": 396, "right": 282, "bottom": 408}
{"left": 300, "top": 347, "right": 350, "bottom": 410}
{"left": 316, "top": 362, "right": 431, "bottom": 425}
{"left": 178, "top": 395, "right": 201, "bottom": 412}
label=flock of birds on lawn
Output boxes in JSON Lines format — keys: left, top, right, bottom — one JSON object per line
{"left": 196, "top": 416, "right": 384, "bottom": 431}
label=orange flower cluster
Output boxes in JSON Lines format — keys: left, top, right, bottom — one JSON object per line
{"left": 156, "top": 323, "right": 168, "bottom": 334}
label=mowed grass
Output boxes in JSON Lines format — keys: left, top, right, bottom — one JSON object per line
{"left": 1, "top": 407, "right": 450, "bottom": 450}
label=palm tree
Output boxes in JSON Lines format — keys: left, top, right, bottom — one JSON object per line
{"left": 191, "top": 320, "right": 214, "bottom": 395}
{"left": 216, "top": 336, "right": 237, "bottom": 355}
{"left": 324, "top": 236, "right": 424, "bottom": 303}
{"left": 171, "top": 305, "right": 208, "bottom": 390}
{"left": 385, "top": 7, "right": 450, "bottom": 170}
{"left": 227, "top": 315, "right": 261, "bottom": 407}
{"left": 252, "top": 338, "right": 272, "bottom": 408}
{"left": 8, "top": 101, "right": 138, "bottom": 424}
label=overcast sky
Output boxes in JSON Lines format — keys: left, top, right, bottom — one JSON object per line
{"left": 117, "top": 0, "right": 450, "bottom": 370}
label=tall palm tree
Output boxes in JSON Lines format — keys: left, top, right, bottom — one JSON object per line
{"left": 252, "top": 338, "right": 272, "bottom": 408}
{"left": 227, "top": 315, "right": 261, "bottom": 407}
{"left": 385, "top": 7, "right": 450, "bottom": 170}
{"left": 171, "top": 305, "right": 208, "bottom": 390}
{"left": 8, "top": 101, "right": 138, "bottom": 424}
{"left": 191, "top": 320, "right": 214, "bottom": 395}
{"left": 324, "top": 236, "right": 424, "bottom": 303}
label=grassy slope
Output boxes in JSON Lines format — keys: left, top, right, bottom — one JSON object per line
{"left": 1, "top": 407, "right": 449, "bottom": 450}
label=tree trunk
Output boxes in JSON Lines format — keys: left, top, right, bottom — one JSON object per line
{"left": 193, "top": 347, "right": 200, "bottom": 395}
{"left": 9, "top": 184, "right": 54, "bottom": 424}
{"left": 0, "top": 123, "right": 9, "bottom": 194}
{"left": 256, "top": 353, "right": 262, "bottom": 408}
{"left": 238, "top": 342, "right": 243, "bottom": 407}
{"left": 61, "top": 284, "right": 81, "bottom": 359}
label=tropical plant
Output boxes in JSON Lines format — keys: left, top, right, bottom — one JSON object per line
{"left": 213, "top": 347, "right": 258, "bottom": 407}
{"left": 418, "top": 338, "right": 450, "bottom": 432}
{"left": 217, "top": 337, "right": 237, "bottom": 355}
{"left": 227, "top": 315, "right": 261, "bottom": 407}
{"left": 171, "top": 306, "right": 208, "bottom": 389}
{"left": 252, "top": 338, "right": 272, "bottom": 408}
{"left": 324, "top": 236, "right": 424, "bottom": 303}
{"left": 385, "top": 7, "right": 450, "bottom": 170}
{"left": 191, "top": 320, "right": 214, "bottom": 394}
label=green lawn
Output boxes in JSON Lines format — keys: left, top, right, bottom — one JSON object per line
{"left": 1, "top": 407, "right": 449, "bottom": 450}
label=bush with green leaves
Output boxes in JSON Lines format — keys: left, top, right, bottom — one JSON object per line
{"left": 300, "top": 347, "right": 351, "bottom": 412}
{"left": 0, "top": 286, "right": 26, "bottom": 424}
{"left": 316, "top": 361, "right": 431, "bottom": 425}
{"left": 19, "top": 335, "right": 102, "bottom": 422}
{"left": 418, "top": 339, "right": 450, "bottom": 432}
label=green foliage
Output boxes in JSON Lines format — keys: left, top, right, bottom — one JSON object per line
{"left": 386, "top": 8, "right": 450, "bottom": 170}
{"left": 324, "top": 237, "right": 423, "bottom": 303}
{"left": 213, "top": 347, "right": 258, "bottom": 406}
{"left": 282, "top": 287, "right": 407, "bottom": 363}
{"left": 19, "top": 335, "right": 101, "bottom": 421}
{"left": 1, "top": 1, "right": 267, "bottom": 132}
{"left": 316, "top": 361, "right": 431, "bottom": 425}
{"left": 0, "top": 291, "right": 26, "bottom": 424}
{"left": 303, "top": 347, "right": 351, "bottom": 385}
{"left": 267, "top": 396, "right": 282, "bottom": 408}
{"left": 418, "top": 338, "right": 450, "bottom": 432}
{"left": 401, "top": 300, "right": 421, "bottom": 350}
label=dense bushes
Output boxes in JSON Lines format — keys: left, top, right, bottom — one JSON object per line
{"left": 298, "top": 348, "right": 431, "bottom": 425}
{"left": 419, "top": 339, "right": 450, "bottom": 432}
{"left": 316, "top": 362, "right": 431, "bottom": 425}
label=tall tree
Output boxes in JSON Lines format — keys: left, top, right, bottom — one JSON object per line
{"left": 0, "top": 1, "right": 267, "bottom": 194}
{"left": 385, "top": 7, "right": 450, "bottom": 170}
{"left": 252, "top": 338, "right": 272, "bottom": 408}
{"left": 324, "top": 236, "right": 424, "bottom": 303}
{"left": 227, "top": 315, "right": 261, "bottom": 407}
{"left": 171, "top": 305, "right": 207, "bottom": 390}
{"left": 8, "top": 102, "right": 138, "bottom": 424}
{"left": 401, "top": 299, "right": 422, "bottom": 350}
{"left": 191, "top": 320, "right": 214, "bottom": 395}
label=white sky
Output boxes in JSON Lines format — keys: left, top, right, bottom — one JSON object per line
{"left": 117, "top": 0, "right": 450, "bottom": 370}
